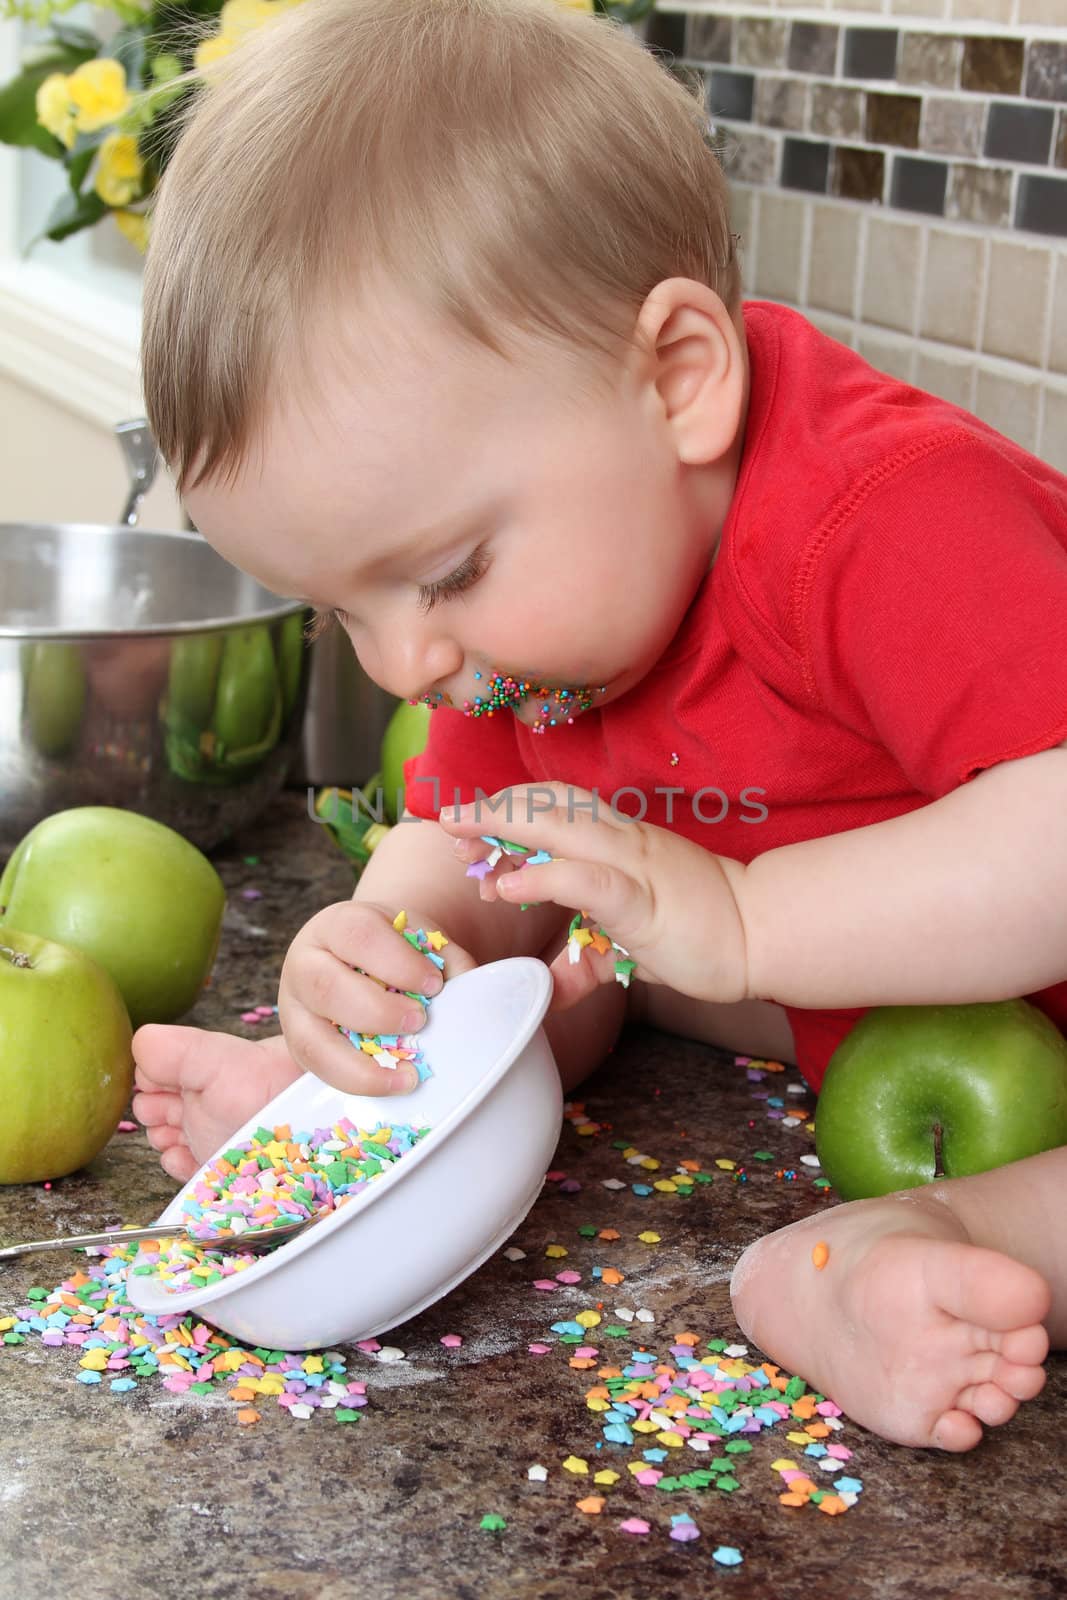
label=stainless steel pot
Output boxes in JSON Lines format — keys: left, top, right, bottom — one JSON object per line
{"left": 0, "top": 522, "right": 308, "bottom": 851}
{"left": 296, "top": 619, "right": 398, "bottom": 790}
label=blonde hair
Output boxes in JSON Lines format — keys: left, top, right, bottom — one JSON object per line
{"left": 143, "top": 0, "right": 741, "bottom": 493}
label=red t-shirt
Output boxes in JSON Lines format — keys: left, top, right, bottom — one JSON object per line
{"left": 406, "top": 300, "right": 1067, "bottom": 1091}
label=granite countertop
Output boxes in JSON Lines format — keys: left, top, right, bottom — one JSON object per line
{"left": 1, "top": 790, "right": 1062, "bottom": 1600}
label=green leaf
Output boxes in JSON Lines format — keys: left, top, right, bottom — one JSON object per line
{"left": 69, "top": 123, "right": 108, "bottom": 159}
{"left": 38, "top": 185, "right": 109, "bottom": 243}
{"left": 107, "top": 25, "right": 146, "bottom": 88}
{"left": 66, "top": 142, "right": 95, "bottom": 195}
{"left": 0, "top": 68, "right": 62, "bottom": 155}
{"left": 142, "top": 80, "right": 195, "bottom": 174}
{"left": 150, "top": 52, "right": 182, "bottom": 83}
{"left": 597, "top": 0, "right": 657, "bottom": 19}
{"left": 49, "top": 21, "right": 101, "bottom": 54}
{"left": 19, "top": 39, "right": 88, "bottom": 72}
{"left": 0, "top": 44, "right": 92, "bottom": 155}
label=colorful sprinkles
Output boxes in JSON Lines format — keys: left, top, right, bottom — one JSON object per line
{"left": 467, "top": 837, "right": 635, "bottom": 987}
{"left": 137, "top": 1116, "right": 431, "bottom": 1292}
{"left": 415, "top": 671, "right": 606, "bottom": 730}
{"left": 1, "top": 1045, "right": 858, "bottom": 1556}
{"left": 0, "top": 1234, "right": 370, "bottom": 1420}
{"left": 565, "top": 910, "right": 636, "bottom": 989}
{"left": 337, "top": 911, "right": 446, "bottom": 1082}
{"left": 575, "top": 1330, "right": 853, "bottom": 1511}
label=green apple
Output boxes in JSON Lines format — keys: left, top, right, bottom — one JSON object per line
{"left": 212, "top": 625, "right": 280, "bottom": 753}
{"left": 23, "top": 642, "right": 87, "bottom": 758}
{"left": 0, "top": 929, "right": 133, "bottom": 1184}
{"left": 163, "top": 625, "right": 283, "bottom": 783}
{"left": 167, "top": 634, "right": 223, "bottom": 728}
{"left": 380, "top": 699, "right": 432, "bottom": 823}
{"left": 815, "top": 1000, "right": 1067, "bottom": 1200}
{"left": 0, "top": 807, "right": 225, "bottom": 1028}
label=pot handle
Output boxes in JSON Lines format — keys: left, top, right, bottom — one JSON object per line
{"left": 114, "top": 418, "right": 161, "bottom": 527}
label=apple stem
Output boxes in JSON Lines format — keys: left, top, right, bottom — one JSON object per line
{"left": 932, "top": 1122, "right": 944, "bottom": 1179}
{"left": 0, "top": 944, "right": 32, "bottom": 970}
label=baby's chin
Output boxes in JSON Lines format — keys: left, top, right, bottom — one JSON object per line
{"left": 509, "top": 692, "right": 595, "bottom": 731}
{"left": 424, "top": 671, "right": 608, "bottom": 731}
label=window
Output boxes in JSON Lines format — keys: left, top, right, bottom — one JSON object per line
{"left": 0, "top": 14, "right": 143, "bottom": 425}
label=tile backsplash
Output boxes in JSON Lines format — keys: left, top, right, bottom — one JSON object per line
{"left": 648, "top": 1, "right": 1067, "bottom": 468}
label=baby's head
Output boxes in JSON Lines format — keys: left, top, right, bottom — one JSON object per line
{"left": 143, "top": 0, "right": 748, "bottom": 726}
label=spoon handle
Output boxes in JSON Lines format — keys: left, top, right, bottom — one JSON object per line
{"left": 0, "top": 1223, "right": 190, "bottom": 1260}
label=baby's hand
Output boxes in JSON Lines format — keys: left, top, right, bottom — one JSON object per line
{"left": 440, "top": 785, "right": 749, "bottom": 1011}
{"left": 277, "top": 901, "right": 477, "bottom": 1093}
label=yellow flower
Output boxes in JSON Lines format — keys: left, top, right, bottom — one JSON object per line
{"left": 114, "top": 209, "right": 151, "bottom": 253}
{"left": 195, "top": 0, "right": 311, "bottom": 73}
{"left": 218, "top": 0, "right": 282, "bottom": 36}
{"left": 554, "top": 0, "right": 595, "bottom": 10}
{"left": 94, "top": 132, "right": 144, "bottom": 207}
{"left": 67, "top": 58, "right": 130, "bottom": 134}
{"left": 35, "top": 72, "right": 77, "bottom": 149}
{"left": 193, "top": 32, "right": 236, "bottom": 71}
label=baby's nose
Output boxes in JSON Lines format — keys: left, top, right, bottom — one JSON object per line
{"left": 382, "top": 627, "right": 463, "bottom": 704}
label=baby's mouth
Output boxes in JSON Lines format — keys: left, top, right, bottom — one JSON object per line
{"left": 415, "top": 672, "right": 606, "bottom": 731}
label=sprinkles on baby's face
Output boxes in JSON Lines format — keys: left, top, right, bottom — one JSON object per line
{"left": 469, "top": 839, "right": 635, "bottom": 987}
{"left": 145, "top": 1116, "right": 432, "bottom": 1292}
{"left": 413, "top": 672, "right": 606, "bottom": 731}
{"left": 462, "top": 673, "right": 604, "bottom": 730}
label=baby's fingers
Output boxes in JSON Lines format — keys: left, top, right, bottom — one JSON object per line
{"left": 450, "top": 834, "right": 522, "bottom": 902}
{"left": 546, "top": 939, "right": 621, "bottom": 1011}
{"left": 278, "top": 944, "right": 426, "bottom": 1092}
{"left": 286, "top": 1005, "right": 423, "bottom": 1096}
{"left": 450, "top": 835, "right": 491, "bottom": 865}
{"left": 306, "top": 900, "right": 446, "bottom": 1001}
{"left": 495, "top": 856, "right": 643, "bottom": 943}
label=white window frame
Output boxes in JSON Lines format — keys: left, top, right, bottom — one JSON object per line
{"left": 0, "top": 18, "right": 144, "bottom": 426}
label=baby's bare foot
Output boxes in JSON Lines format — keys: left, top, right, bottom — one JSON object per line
{"left": 131, "top": 1026, "right": 303, "bottom": 1184}
{"left": 730, "top": 1192, "right": 1051, "bottom": 1451}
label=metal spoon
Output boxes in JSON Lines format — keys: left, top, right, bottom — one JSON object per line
{"left": 0, "top": 1215, "right": 317, "bottom": 1262}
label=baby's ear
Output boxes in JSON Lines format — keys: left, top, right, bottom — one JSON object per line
{"left": 636, "top": 278, "right": 746, "bottom": 466}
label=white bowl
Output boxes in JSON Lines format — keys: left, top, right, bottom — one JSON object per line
{"left": 125, "top": 958, "right": 560, "bottom": 1351}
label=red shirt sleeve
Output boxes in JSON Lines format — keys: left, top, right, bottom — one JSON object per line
{"left": 797, "top": 432, "right": 1067, "bottom": 798}
{"left": 403, "top": 708, "right": 532, "bottom": 820}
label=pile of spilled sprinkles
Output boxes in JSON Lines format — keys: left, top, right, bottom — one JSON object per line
{"left": 137, "top": 1115, "right": 432, "bottom": 1293}
{"left": 1, "top": 1043, "right": 865, "bottom": 1564}
{"left": 568, "top": 1333, "right": 857, "bottom": 1517}
{"left": 0, "top": 1233, "right": 370, "bottom": 1423}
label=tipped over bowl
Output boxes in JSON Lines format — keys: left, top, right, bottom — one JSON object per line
{"left": 125, "top": 958, "right": 561, "bottom": 1351}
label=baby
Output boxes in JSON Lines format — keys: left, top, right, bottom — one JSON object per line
{"left": 132, "top": 0, "right": 1067, "bottom": 1450}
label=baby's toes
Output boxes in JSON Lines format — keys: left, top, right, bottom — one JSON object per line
{"left": 995, "top": 1321, "right": 1050, "bottom": 1371}
{"left": 932, "top": 1407, "right": 984, "bottom": 1452}
{"left": 991, "top": 1354, "right": 1047, "bottom": 1403}
{"left": 954, "top": 1380, "right": 1019, "bottom": 1428}
{"left": 936, "top": 1244, "right": 1051, "bottom": 1336}
{"left": 142, "top": 1122, "right": 186, "bottom": 1153}
{"left": 160, "top": 1144, "right": 198, "bottom": 1184}
{"left": 131, "top": 1089, "right": 184, "bottom": 1131}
